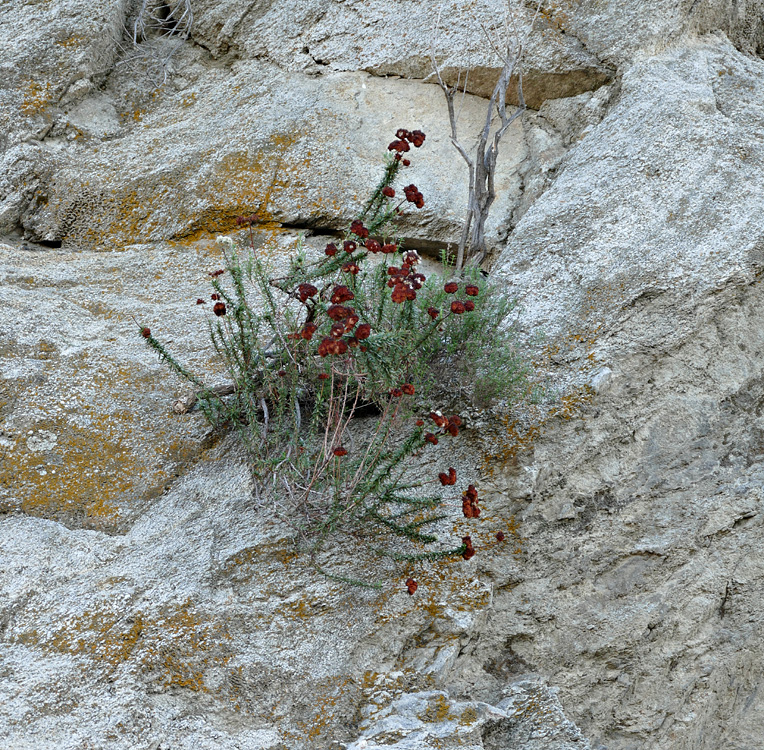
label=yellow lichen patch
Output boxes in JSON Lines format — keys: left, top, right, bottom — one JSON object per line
{"left": 481, "top": 385, "right": 595, "bottom": 475}
{"left": 21, "top": 79, "right": 53, "bottom": 116}
{"left": 55, "top": 35, "right": 86, "bottom": 49}
{"left": 139, "top": 599, "right": 232, "bottom": 693}
{"left": 17, "top": 600, "right": 232, "bottom": 694}
{"left": 54, "top": 130, "right": 344, "bottom": 252}
{"left": 418, "top": 693, "right": 458, "bottom": 723}
{"left": 0, "top": 357, "right": 207, "bottom": 532}
{"left": 18, "top": 608, "right": 144, "bottom": 674}
{"left": 289, "top": 674, "right": 359, "bottom": 742}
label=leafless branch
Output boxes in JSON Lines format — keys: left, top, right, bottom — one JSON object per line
{"left": 431, "top": 0, "right": 541, "bottom": 273}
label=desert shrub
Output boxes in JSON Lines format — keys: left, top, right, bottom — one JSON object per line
{"left": 138, "top": 129, "right": 527, "bottom": 587}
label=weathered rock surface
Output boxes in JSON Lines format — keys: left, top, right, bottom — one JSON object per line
{"left": 4, "top": 0, "right": 764, "bottom": 748}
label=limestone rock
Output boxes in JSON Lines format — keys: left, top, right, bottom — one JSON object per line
{"left": 4, "top": 0, "right": 764, "bottom": 748}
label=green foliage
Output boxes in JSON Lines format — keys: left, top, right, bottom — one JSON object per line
{"left": 138, "top": 130, "right": 527, "bottom": 586}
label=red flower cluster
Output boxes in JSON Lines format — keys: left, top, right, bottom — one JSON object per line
{"left": 462, "top": 535, "right": 475, "bottom": 560}
{"left": 462, "top": 484, "right": 480, "bottom": 518}
{"left": 382, "top": 186, "right": 395, "bottom": 198}
{"left": 390, "top": 383, "right": 414, "bottom": 397}
{"left": 405, "top": 578, "right": 418, "bottom": 595}
{"left": 325, "top": 242, "right": 338, "bottom": 256}
{"left": 343, "top": 240, "right": 357, "bottom": 254}
{"left": 387, "top": 251, "right": 425, "bottom": 303}
{"left": 366, "top": 239, "right": 382, "bottom": 253}
{"left": 332, "top": 446, "right": 348, "bottom": 457}
{"left": 438, "top": 467, "right": 457, "bottom": 486}
{"left": 350, "top": 220, "right": 369, "bottom": 238}
{"left": 342, "top": 262, "right": 361, "bottom": 275}
{"left": 429, "top": 411, "right": 462, "bottom": 437}
{"left": 355, "top": 323, "right": 371, "bottom": 340}
{"left": 382, "top": 243, "right": 397, "bottom": 254}
{"left": 213, "top": 302, "right": 227, "bottom": 316}
{"left": 196, "top": 298, "right": 206, "bottom": 305}
{"left": 331, "top": 285, "right": 354, "bottom": 304}
{"left": 403, "top": 184, "right": 425, "bottom": 209}
{"left": 451, "top": 301, "right": 466, "bottom": 315}
{"left": 141, "top": 327, "right": 151, "bottom": 338}
{"left": 235, "top": 213, "right": 259, "bottom": 226}
{"left": 465, "top": 284, "right": 479, "bottom": 296}
{"left": 496, "top": 531, "right": 506, "bottom": 542}
{"left": 208, "top": 269, "right": 225, "bottom": 277}
{"left": 427, "top": 307, "right": 439, "bottom": 320}
{"left": 444, "top": 281, "right": 458, "bottom": 294}
{"left": 318, "top": 337, "right": 348, "bottom": 356}
{"left": 298, "top": 283, "right": 318, "bottom": 302}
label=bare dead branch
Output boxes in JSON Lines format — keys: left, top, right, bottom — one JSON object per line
{"left": 432, "top": 0, "right": 542, "bottom": 272}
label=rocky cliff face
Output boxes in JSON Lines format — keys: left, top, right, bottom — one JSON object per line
{"left": 3, "top": 1, "right": 764, "bottom": 748}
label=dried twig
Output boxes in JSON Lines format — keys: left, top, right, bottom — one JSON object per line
{"left": 431, "top": 0, "right": 542, "bottom": 272}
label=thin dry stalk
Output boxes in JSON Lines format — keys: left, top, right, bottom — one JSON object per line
{"left": 431, "top": 0, "right": 542, "bottom": 272}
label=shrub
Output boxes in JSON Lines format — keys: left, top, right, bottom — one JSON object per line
{"left": 138, "top": 129, "right": 527, "bottom": 587}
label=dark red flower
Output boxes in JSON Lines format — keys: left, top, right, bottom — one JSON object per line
{"left": 343, "top": 240, "right": 357, "bottom": 254}
{"left": 381, "top": 243, "right": 397, "bottom": 254}
{"left": 391, "top": 284, "right": 409, "bottom": 303}
{"left": 141, "top": 327, "right": 151, "bottom": 338}
{"left": 213, "top": 302, "right": 227, "bottom": 316}
{"left": 429, "top": 411, "right": 448, "bottom": 429}
{"left": 366, "top": 239, "right": 382, "bottom": 253}
{"left": 350, "top": 220, "right": 369, "bottom": 239}
{"left": 317, "top": 337, "right": 349, "bottom": 356}
{"left": 196, "top": 298, "right": 206, "bottom": 305}
{"left": 465, "top": 300, "right": 475, "bottom": 312}
{"left": 414, "top": 195, "right": 424, "bottom": 209}
{"left": 331, "top": 285, "right": 354, "bottom": 304}
{"left": 318, "top": 373, "right": 330, "bottom": 380}
{"left": 401, "top": 383, "right": 415, "bottom": 396}
{"left": 325, "top": 242, "right": 338, "bottom": 256}
{"left": 446, "top": 415, "right": 462, "bottom": 436}
{"left": 390, "top": 388, "right": 403, "bottom": 397}
{"left": 344, "top": 313, "right": 360, "bottom": 330}
{"left": 450, "top": 301, "right": 466, "bottom": 315}
{"left": 342, "top": 262, "right": 361, "bottom": 275}
{"left": 388, "top": 139, "right": 410, "bottom": 153}
{"left": 327, "top": 304, "right": 349, "bottom": 321}
{"left": 444, "top": 282, "right": 458, "bottom": 294}
{"left": 465, "top": 284, "right": 479, "bottom": 296}
{"left": 438, "top": 467, "right": 457, "bottom": 486}
{"left": 405, "top": 578, "right": 418, "bottom": 595}
{"left": 332, "top": 446, "right": 348, "bottom": 457}
{"left": 424, "top": 433, "right": 439, "bottom": 445}
{"left": 302, "top": 322, "right": 318, "bottom": 340}
{"left": 396, "top": 128, "right": 412, "bottom": 140}
{"left": 382, "top": 186, "right": 395, "bottom": 198}
{"left": 211, "top": 293, "right": 220, "bottom": 300}
{"left": 416, "top": 419, "right": 424, "bottom": 427}
{"left": 208, "top": 269, "right": 225, "bottom": 277}
{"left": 410, "top": 129, "right": 426, "bottom": 147}
{"left": 387, "top": 266, "right": 401, "bottom": 276}
{"left": 298, "top": 283, "right": 318, "bottom": 302}
{"left": 427, "top": 307, "right": 439, "bottom": 320}
{"left": 355, "top": 323, "right": 371, "bottom": 340}
{"left": 330, "top": 322, "right": 346, "bottom": 338}
{"left": 462, "top": 485, "right": 480, "bottom": 518}
{"left": 402, "top": 251, "right": 420, "bottom": 266}
{"left": 496, "top": 531, "right": 506, "bottom": 542}
{"left": 277, "top": 369, "right": 286, "bottom": 377}
{"left": 462, "top": 536, "right": 475, "bottom": 560}
{"left": 402, "top": 159, "right": 411, "bottom": 166}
